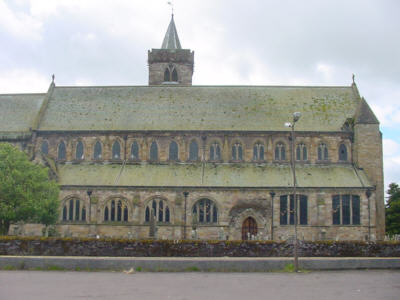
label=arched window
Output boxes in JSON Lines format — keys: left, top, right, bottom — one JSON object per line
{"left": 253, "top": 142, "right": 265, "bottom": 161}
{"left": 332, "top": 195, "right": 360, "bottom": 225}
{"left": 130, "top": 141, "right": 139, "bottom": 160}
{"left": 41, "top": 141, "right": 49, "bottom": 155}
{"left": 318, "top": 143, "right": 328, "bottom": 161}
{"left": 275, "top": 142, "right": 286, "bottom": 160}
{"left": 279, "top": 195, "right": 308, "bottom": 225}
{"left": 112, "top": 141, "right": 121, "bottom": 160}
{"left": 62, "top": 206, "right": 67, "bottom": 221}
{"left": 76, "top": 141, "right": 84, "bottom": 160}
{"left": 339, "top": 144, "right": 348, "bottom": 161}
{"left": 144, "top": 198, "right": 170, "bottom": 223}
{"left": 209, "top": 142, "right": 221, "bottom": 161}
{"left": 149, "top": 141, "right": 158, "bottom": 161}
{"left": 62, "top": 198, "right": 86, "bottom": 222}
{"left": 164, "top": 68, "right": 170, "bottom": 82}
{"left": 58, "top": 141, "right": 66, "bottom": 160}
{"left": 171, "top": 68, "right": 178, "bottom": 82}
{"left": 232, "top": 142, "right": 243, "bottom": 161}
{"left": 169, "top": 141, "right": 179, "bottom": 161}
{"left": 189, "top": 140, "right": 199, "bottom": 161}
{"left": 94, "top": 141, "right": 102, "bottom": 160}
{"left": 192, "top": 199, "right": 218, "bottom": 224}
{"left": 296, "top": 143, "right": 307, "bottom": 161}
{"left": 104, "top": 198, "right": 129, "bottom": 222}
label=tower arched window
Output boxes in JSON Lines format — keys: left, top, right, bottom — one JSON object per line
{"left": 58, "top": 141, "right": 66, "bottom": 160}
{"left": 339, "top": 144, "right": 348, "bottom": 161}
{"left": 76, "top": 141, "right": 84, "bottom": 160}
{"left": 169, "top": 141, "right": 179, "bottom": 161}
{"left": 144, "top": 198, "right": 170, "bottom": 223}
{"left": 318, "top": 143, "right": 329, "bottom": 161}
{"left": 94, "top": 141, "right": 102, "bottom": 160}
{"left": 41, "top": 141, "right": 49, "bottom": 155}
{"left": 232, "top": 142, "right": 243, "bottom": 161}
{"left": 192, "top": 199, "right": 218, "bottom": 224}
{"left": 130, "top": 141, "right": 139, "bottom": 160}
{"left": 189, "top": 140, "right": 199, "bottom": 161}
{"left": 164, "top": 68, "right": 170, "bottom": 82}
{"left": 103, "top": 198, "right": 129, "bottom": 222}
{"left": 209, "top": 142, "right": 221, "bottom": 161}
{"left": 149, "top": 141, "right": 158, "bottom": 161}
{"left": 62, "top": 198, "right": 86, "bottom": 222}
{"left": 112, "top": 141, "right": 121, "bottom": 160}
{"left": 253, "top": 142, "right": 265, "bottom": 161}
{"left": 275, "top": 142, "right": 286, "bottom": 161}
{"left": 296, "top": 143, "right": 307, "bottom": 161}
{"left": 171, "top": 68, "right": 178, "bottom": 82}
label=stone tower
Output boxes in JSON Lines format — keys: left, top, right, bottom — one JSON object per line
{"left": 148, "top": 14, "right": 194, "bottom": 85}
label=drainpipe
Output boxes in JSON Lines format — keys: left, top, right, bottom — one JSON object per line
{"left": 270, "top": 191, "right": 275, "bottom": 240}
{"left": 366, "top": 189, "right": 372, "bottom": 241}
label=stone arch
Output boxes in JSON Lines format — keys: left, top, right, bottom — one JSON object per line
{"left": 228, "top": 207, "right": 269, "bottom": 240}
{"left": 75, "top": 139, "right": 85, "bottom": 160}
{"left": 60, "top": 195, "right": 88, "bottom": 222}
{"left": 230, "top": 138, "right": 245, "bottom": 161}
{"left": 102, "top": 196, "right": 131, "bottom": 223}
{"left": 273, "top": 139, "right": 288, "bottom": 161}
{"left": 191, "top": 197, "right": 219, "bottom": 224}
{"left": 252, "top": 139, "right": 266, "bottom": 161}
{"left": 188, "top": 137, "right": 201, "bottom": 161}
{"left": 207, "top": 138, "right": 223, "bottom": 161}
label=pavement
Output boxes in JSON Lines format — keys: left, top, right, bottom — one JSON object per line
{"left": 0, "top": 270, "right": 399, "bottom": 300}
{"left": 0, "top": 256, "right": 399, "bottom": 272}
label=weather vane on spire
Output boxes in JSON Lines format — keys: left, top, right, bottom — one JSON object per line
{"left": 167, "top": 1, "right": 174, "bottom": 16}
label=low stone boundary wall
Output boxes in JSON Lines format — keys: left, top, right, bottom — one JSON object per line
{"left": 1, "top": 236, "right": 399, "bottom": 257}
{"left": 1, "top": 256, "right": 399, "bottom": 272}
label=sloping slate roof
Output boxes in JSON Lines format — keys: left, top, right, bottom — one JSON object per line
{"left": 58, "top": 163, "right": 371, "bottom": 188}
{"left": 355, "top": 97, "right": 379, "bottom": 124}
{"left": 0, "top": 94, "right": 45, "bottom": 139}
{"left": 38, "top": 86, "right": 359, "bottom": 132}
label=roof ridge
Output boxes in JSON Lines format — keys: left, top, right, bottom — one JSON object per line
{"left": 52, "top": 85, "right": 353, "bottom": 89}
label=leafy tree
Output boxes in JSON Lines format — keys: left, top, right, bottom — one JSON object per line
{"left": 0, "top": 143, "right": 59, "bottom": 235}
{"left": 386, "top": 183, "right": 400, "bottom": 236}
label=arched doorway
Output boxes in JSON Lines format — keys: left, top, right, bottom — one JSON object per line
{"left": 242, "top": 217, "right": 257, "bottom": 240}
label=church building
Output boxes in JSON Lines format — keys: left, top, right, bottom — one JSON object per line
{"left": 0, "top": 15, "right": 384, "bottom": 241}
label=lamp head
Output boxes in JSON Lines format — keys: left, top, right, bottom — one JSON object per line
{"left": 293, "top": 112, "right": 301, "bottom": 123}
{"left": 284, "top": 122, "right": 292, "bottom": 128}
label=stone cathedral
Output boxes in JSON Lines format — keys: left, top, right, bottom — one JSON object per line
{"left": 1, "top": 15, "right": 384, "bottom": 241}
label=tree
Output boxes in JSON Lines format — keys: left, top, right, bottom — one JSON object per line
{"left": 0, "top": 143, "right": 59, "bottom": 235}
{"left": 386, "top": 183, "right": 400, "bottom": 236}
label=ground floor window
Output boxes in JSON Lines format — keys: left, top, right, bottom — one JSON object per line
{"left": 62, "top": 198, "right": 86, "bottom": 222}
{"left": 332, "top": 195, "right": 360, "bottom": 225}
{"left": 280, "top": 194, "right": 307, "bottom": 225}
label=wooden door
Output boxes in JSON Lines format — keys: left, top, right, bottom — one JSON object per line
{"left": 242, "top": 217, "right": 257, "bottom": 240}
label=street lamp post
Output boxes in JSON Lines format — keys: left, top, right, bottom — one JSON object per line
{"left": 285, "top": 111, "right": 301, "bottom": 272}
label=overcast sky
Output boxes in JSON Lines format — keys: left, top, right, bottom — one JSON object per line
{"left": 1, "top": 0, "right": 399, "bottom": 194}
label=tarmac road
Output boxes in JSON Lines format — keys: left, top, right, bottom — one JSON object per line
{"left": 0, "top": 270, "right": 399, "bottom": 300}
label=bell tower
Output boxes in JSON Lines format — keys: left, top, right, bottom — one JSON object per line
{"left": 148, "top": 15, "right": 194, "bottom": 85}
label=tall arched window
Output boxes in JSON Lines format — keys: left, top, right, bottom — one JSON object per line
{"left": 192, "top": 199, "right": 218, "bottom": 224}
{"left": 169, "top": 141, "right": 179, "bottom": 161}
{"left": 130, "top": 141, "right": 139, "bottom": 160}
{"left": 232, "top": 142, "right": 243, "bottom": 161}
{"left": 338, "top": 144, "right": 348, "bottom": 161}
{"left": 296, "top": 143, "right": 307, "bottom": 161}
{"left": 144, "top": 198, "right": 170, "bottom": 223}
{"left": 61, "top": 198, "right": 86, "bottom": 222}
{"left": 103, "top": 198, "right": 129, "bottom": 222}
{"left": 76, "top": 141, "right": 84, "bottom": 160}
{"left": 58, "top": 141, "right": 66, "bottom": 160}
{"left": 275, "top": 142, "right": 286, "bottom": 160}
{"left": 253, "top": 142, "right": 265, "bottom": 161}
{"left": 94, "top": 141, "right": 102, "bottom": 160}
{"left": 189, "top": 140, "right": 199, "bottom": 161}
{"left": 112, "top": 141, "right": 121, "bottom": 160}
{"left": 164, "top": 68, "right": 170, "bottom": 82}
{"left": 149, "top": 141, "right": 158, "bottom": 161}
{"left": 209, "top": 142, "right": 221, "bottom": 161}
{"left": 318, "top": 143, "right": 328, "bottom": 161}
{"left": 171, "top": 68, "right": 178, "bottom": 82}
{"left": 41, "top": 141, "right": 49, "bottom": 155}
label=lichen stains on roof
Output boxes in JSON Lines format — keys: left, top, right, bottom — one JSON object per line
{"left": 37, "top": 85, "right": 358, "bottom": 132}
{"left": 58, "top": 163, "right": 371, "bottom": 188}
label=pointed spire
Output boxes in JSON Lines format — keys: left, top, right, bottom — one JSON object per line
{"left": 161, "top": 14, "right": 182, "bottom": 49}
